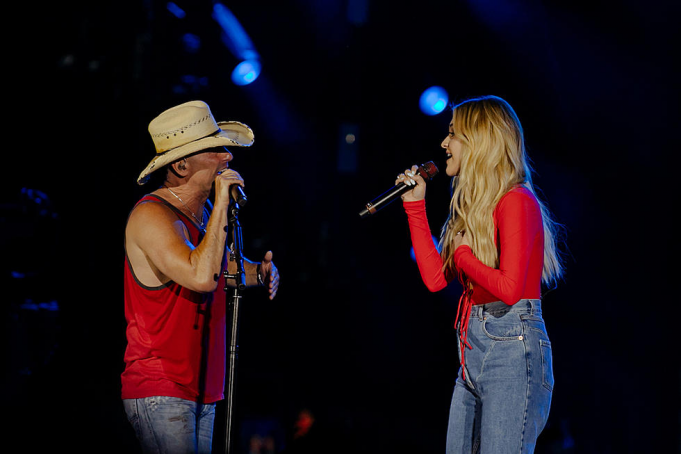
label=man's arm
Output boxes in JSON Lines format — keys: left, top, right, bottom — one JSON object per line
{"left": 126, "top": 200, "right": 229, "bottom": 293}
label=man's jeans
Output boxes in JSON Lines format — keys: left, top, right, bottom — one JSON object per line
{"left": 446, "top": 300, "right": 554, "bottom": 454}
{"left": 123, "top": 396, "right": 216, "bottom": 454}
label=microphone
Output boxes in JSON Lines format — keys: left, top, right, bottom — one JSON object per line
{"left": 231, "top": 185, "right": 247, "bottom": 207}
{"left": 218, "top": 167, "right": 248, "bottom": 207}
{"left": 359, "top": 161, "right": 438, "bottom": 218}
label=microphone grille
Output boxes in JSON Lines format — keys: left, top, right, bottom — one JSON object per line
{"left": 419, "top": 161, "right": 439, "bottom": 180}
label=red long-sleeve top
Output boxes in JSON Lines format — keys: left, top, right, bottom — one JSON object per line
{"left": 404, "top": 185, "right": 543, "bottom": 303}
{"left": 404, "top": 186, "right": 544, "bottom": 374}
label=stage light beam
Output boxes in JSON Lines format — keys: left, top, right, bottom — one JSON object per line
{"left": 213, "top": 2, "right": 262, "bottom": 86}
{"left": 166, "top": 2, "right": 186, "bottom": 19}
{"left": 213, "top": 3, "right": 259, "bottom": 61}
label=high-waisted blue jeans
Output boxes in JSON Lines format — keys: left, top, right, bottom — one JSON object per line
{"left": 123, "top": 396, "right": 216, "bottom": 454}
{"left": 446, "top": 299, "right": 554, "bottom": 454}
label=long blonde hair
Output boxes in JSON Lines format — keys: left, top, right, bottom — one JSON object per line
{"left": 438, "top": 96, "right": 564, "bottom": 289}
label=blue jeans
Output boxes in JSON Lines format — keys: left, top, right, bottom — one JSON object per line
{"left": 123, "top": 396, "right": 216, "bottom": 454}
{"left": 446, "top": 300, "right": 553, "bottom": 454}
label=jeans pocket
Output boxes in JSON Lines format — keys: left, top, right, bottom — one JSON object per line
{"left": 481, "top": 313, "right": 523, "bottom": 340}
{"left": 540, "top": 339, "right": 554, "bottom": 391}
{"left": 521, "top": 314, "right": 548, "bottom": 335}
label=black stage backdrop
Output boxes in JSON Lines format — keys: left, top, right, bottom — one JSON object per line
{"left": 5, "top": 1, "right": 677, "bottom": 453}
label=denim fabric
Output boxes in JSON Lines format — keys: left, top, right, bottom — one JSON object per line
{"left": 123, "top": 396, "right": 216, "bottom": 454}
{"left": 446, "top": 299, "right": 553, "bottom": 454}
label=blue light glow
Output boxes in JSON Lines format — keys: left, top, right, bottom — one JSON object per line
{"left": 231, "top": 60, "right": 261, "bottom": 86}
{"left": 213, "top": 3, "right": 259, "bottom": 61}
{"left": 181, "top": 33, "right": 201, "bottom": 54}
{"left": 166, "top": 2, "right": 186, "bottom": 19}
{"left": 419, "top": 86, "right": 449, "bottom": 116}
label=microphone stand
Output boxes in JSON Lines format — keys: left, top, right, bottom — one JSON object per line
{"left": 223, "top": 200, "right": 246, "bottom": 454}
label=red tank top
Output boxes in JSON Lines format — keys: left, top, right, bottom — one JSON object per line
{"left": 121, "top": 195, "right": 227, "bottom": 403}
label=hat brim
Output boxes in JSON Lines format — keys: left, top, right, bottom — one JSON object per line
{"left": 137, "top": 121, "right": 254, "bottom": 185}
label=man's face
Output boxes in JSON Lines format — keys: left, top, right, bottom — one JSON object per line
{"left": 186, "top": 147, "right": 234, "bottom": 187}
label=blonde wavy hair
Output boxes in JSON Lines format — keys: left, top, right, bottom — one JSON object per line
{"left": 438, "top": 96, "right": 564, "bottom": 289}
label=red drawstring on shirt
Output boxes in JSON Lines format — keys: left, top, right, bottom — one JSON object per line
{"left": 455, "top": 270, "right": 474, "bottom": 380}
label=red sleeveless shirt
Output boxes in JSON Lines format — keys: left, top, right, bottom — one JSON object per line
{"left": 121, "top": 194, "right": 227, "bottom": 403}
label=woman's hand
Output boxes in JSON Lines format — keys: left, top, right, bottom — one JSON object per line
{"left": 395, "top": 165, "right": 426, "bottom": 202}
{"left": 454, "top": 230, "right": 470, "bottom": 250}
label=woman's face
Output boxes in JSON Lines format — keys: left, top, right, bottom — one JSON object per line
{"left": 441, "top": 115, "right": 463, "bottom": 177}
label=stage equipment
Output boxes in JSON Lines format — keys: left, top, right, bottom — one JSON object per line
{"left": 222, "top": 187, "right": 248, "bottom": 454}
{"left": 419, "top": 86, "right": 449, "bottom": 115}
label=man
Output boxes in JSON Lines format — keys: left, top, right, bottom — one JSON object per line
{"left": 122, "top": 100, "right": 279, "bottom": 453}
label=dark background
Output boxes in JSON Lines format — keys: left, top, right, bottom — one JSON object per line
{"left": 4, "top": 0, "right": 678, "bottom": 452}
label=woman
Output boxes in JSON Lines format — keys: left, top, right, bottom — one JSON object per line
{"left": 396, "top": 95, "right": 563, "bottom": 453}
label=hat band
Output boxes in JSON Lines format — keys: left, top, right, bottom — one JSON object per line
{"left": 156, "top": 127, "right": 222, "bottom": 155}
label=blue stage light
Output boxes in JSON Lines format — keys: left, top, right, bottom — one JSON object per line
{"left": 419, "top": 86, "right": 449, "bottom": 115}
{"left": 231, "top": 60, "right": 261, "bottom": 86}
{"left": 213, "top": 3, "right": 259, "bottom": 61}
{"left": 166, "top": 2, "right": 186, "bottom": 19}
{"left": 181, "top": 33, "right": 201, "bottom": 54}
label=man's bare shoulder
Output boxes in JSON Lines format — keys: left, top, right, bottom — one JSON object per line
{"left": 126, "top": 198, "right": 185, "bottom": 245}
{"left": 128, "top": 198, "right": 175, "bottom": 227}
{"left": 125, "top": 199, "right": 186, "bottom": 286}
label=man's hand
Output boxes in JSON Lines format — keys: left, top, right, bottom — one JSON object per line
{"left": 260, "top": 251, "right": 279, "bottom": 300}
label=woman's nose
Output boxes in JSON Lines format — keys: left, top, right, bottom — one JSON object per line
{"left": 441, "top": 137, "right": 449, "bottom": 148}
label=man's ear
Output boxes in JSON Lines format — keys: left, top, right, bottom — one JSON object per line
{"left": 170, "top": 158, "right": 188, "bottom": 177}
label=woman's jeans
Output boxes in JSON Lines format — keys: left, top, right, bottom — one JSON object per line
{"left": 123, "top": 396, "right": 216, "bottom": 454}
{"left": 446, "top": 299, "right": 554, "bottom": 454}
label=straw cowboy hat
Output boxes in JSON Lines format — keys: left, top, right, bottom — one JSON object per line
{"left": 137, "top": 100, "right": 254, "bottom": 184}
